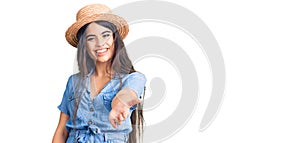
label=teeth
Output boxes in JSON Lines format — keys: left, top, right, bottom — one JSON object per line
{"left": 96, "top": 49, "right": 108, "bottom": 53}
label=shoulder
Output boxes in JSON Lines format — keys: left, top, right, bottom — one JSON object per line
{"left": 67, "top": 73, "right": 83, "bottom": 83}
{"left": 121, "top": 72, "right": 146, "bottom": 97}
{"left": 63, "top": 73, "right": 83, "bottom": 89}
{"left": 126, "top": 71, "right": 146, "bottom": 80}
{"left": 122, "top": 71, "right": 147, "bottom": 86}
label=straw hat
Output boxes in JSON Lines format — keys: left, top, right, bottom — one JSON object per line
{"left": 65, "top": 4, "right": 129, "bottom": 47}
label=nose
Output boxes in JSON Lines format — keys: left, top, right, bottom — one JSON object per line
{"left": 96, "top": 38, "right": 106, "bottom": 47}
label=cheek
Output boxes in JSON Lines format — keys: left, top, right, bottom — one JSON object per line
{"left": 87, "top": 41, "right": 96, "bottom": 50}
{"left": 108, "top": 39, "right": 115, "bottom": 56}
{"left": 86, "top": 42, "right": 93, "bottom": 50}
{"left": 108, "top": 47, "right": 115, "bottom": 58}
{"left": 110, "top": 45, "right": 115, "bottom": 53}
{"left": 86, "top": 44, "right": 96, "bottom": 58}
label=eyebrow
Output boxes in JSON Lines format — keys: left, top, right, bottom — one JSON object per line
{"left": 86, "top": 30, "right": 112, "bottom": 38}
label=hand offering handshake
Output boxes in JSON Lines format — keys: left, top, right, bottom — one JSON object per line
{"left": 109, "top": 88, "right": 141, "bottom": 128}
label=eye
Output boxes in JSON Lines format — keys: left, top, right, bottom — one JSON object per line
{"left": 87, "top": 37, "right": 95, "bottom": 41}
{"left": 102, "top": 33, "right": 111, "bottom": 39}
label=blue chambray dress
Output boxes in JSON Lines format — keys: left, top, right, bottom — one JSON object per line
{"left": 58, "top": 71, "right": 146, "bottom": 143}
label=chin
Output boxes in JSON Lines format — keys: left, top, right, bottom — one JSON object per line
{"left": 96, "top": 57, "right": 111, "bottom": 63}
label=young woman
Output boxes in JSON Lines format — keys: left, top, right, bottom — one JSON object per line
{"left": 52, "top": 4, "right": 146, "bottom": 143}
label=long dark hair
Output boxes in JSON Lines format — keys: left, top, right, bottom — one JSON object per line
{"left": 74, "top": 20, "right": 145, "bottom": 143}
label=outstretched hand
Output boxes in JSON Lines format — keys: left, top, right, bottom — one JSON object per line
{"left": 109, "top": 89, "right": 141, "bottom": 128}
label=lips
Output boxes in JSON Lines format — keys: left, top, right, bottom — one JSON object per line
{"left": 95, "top": 48, "right": 108, "bottom": 56}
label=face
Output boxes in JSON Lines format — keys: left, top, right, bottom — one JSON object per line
{"left": 85, "top": 22, "right": 114, "bottom": 63}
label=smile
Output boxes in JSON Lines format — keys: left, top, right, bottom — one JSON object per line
{"left": 95, "top": 48, "right": 108, "bottom": 55}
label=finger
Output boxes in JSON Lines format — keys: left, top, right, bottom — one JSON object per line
{"left": 123, "top": 109, "right": 130, "bottom": 118}
{"left": 121, "top": 112, "right": 127, "bottom": 119}
{"left": 118, "top": 114, "right": 124, "bottom": 122}
{"left": 109, "top": 118, "right": 117, "bottom": 128}
{"left": 109, "top": 112, "right": 118, "bottom": 128}
{"left": 118, "top": 115, "right": 124, "bottom": 125}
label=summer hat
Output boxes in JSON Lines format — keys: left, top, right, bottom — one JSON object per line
{"left": 65, "top": 4, "right": 129, "bottom": 47}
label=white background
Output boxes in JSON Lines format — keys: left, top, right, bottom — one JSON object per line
{"left": 0, "top": 0, "right": 299, "bottom": 142}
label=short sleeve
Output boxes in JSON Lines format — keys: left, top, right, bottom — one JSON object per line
{"left": 122, "top": 72, "right": 147, "bottom": 99}
{"left": 57, "top": 75, "right": 74, "bottom": 116}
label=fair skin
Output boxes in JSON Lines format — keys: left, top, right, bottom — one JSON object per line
{"left": 52, "top": 22, "right": 140, "bottom": 142}
{"left": 52, "top": 112, "right": 69, "bottom": 143}
{"left": 86, "top": 22, "right": 115, "bottom": 100}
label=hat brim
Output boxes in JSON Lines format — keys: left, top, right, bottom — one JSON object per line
{"left": 65, "top": 13, "right": 129, "bottom": 47}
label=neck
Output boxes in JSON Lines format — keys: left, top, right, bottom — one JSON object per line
{"left": 94, "top": 62, "right": 111, "bottom": 78}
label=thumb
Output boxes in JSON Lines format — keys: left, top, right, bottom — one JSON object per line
{"left": 127, "top": 98, "right": 141, "bottom": 107}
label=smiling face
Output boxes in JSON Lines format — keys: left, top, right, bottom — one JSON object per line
{"left": 86, "top": 22, "right": 115, "bottom": 63}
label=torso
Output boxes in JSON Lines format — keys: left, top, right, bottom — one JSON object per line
{"left": 90, "top": 74, "right": 111, "bottom": 99}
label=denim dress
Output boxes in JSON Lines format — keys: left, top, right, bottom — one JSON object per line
{"left": 58, "top": 71, "right": 146, "bottom": 143}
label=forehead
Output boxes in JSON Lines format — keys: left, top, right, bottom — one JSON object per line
{"left": 86, "top": 22, "right": 112, "bottom": 34}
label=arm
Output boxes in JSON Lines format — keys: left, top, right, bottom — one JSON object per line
{"left": 109, "top": 72, "right": 146, "bottom": 128}
{"left": 52, "top": 112, "right": 69, "bottom": 143}
{"left": 109, "top": 88, "right": 141, "bottom": 128}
